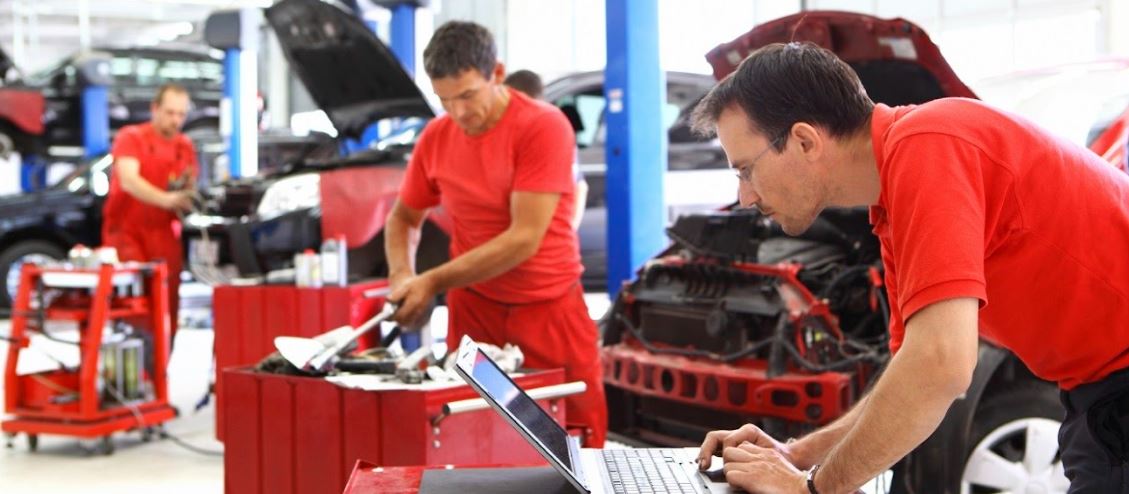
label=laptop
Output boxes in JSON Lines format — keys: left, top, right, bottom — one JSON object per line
{"left": 454, "top": 335, "right": 739, "bottom": 494}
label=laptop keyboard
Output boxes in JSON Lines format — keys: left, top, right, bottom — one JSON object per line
{"left": 603, "top": 449, "right": 699, "bottom": 494}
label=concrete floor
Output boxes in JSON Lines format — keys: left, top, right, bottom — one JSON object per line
{"left": 0, "top": 292, "right": 891, "bottom": 493}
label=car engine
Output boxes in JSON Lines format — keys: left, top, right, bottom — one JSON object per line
{"left": 602, "top": 207, "right": 891, "bottom": 445}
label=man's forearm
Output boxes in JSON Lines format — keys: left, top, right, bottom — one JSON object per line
{"left": 121, "top": 173, "right": 170, "bottom": 209}
{"left": 814, "top": 350, "right": 965, "bottom": 493}
{"left": 384, "top": 214, "right": 420, "bottom": 282}
{"left": 424, "top": 228, "right": 538, "bottom": 291}
{"left": 789, "top": 394, "right": 872, "bottom": 469}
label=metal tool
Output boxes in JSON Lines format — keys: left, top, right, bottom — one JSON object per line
{"left": 274, "top": 302, "right": 398, "bottom": 373}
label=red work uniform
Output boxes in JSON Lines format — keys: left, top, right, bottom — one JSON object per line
{"left": 399, "top": 88, "right": 607, "bottom": 446}
{"left": 102, "top": 122, "right": 198, "bottom": 342}
{"left": 871, "top": 98, "right": 1129, "bottom": 386}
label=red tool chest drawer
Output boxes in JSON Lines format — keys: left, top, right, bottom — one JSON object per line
{"left": 221, "top": 367, "right": 566, "bottom": 494}
{"left": 212, "top": 279, "right": 388, "bottom": 440}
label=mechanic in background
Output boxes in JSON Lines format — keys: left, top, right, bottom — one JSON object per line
{"left": 102, "top": 83, "right": 197, "bottom": 346}
{"left": 385, "top": 21, "right": 607, "bottom": 447}
{"left": 505, "top": 69, "right": 590, "bottom": 231}
{"left": 693, "top": 42, "right": 1129, "bottom": 493}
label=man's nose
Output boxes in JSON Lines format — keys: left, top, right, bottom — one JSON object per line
{"left": 737, "top": 184, "right": 759, "bottom": 210}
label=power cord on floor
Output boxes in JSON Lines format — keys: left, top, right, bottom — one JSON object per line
{"left": 104, "top": 382, "right": 224, "bottom": 457}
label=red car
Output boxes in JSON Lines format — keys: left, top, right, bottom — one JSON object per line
{"left": 600, "top": 11, "right": 1107, "bottom": 493}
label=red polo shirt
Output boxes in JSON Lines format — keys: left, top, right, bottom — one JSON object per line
{"left": 104, "top": 122, "right": 198, "bottom": 231}
{"left": 398, "top": 88, "right": 581, "bottom": 304}
{"left": 870, "top": 98, "right": 1129, "bottom": 390}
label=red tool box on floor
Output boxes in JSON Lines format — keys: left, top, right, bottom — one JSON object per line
{"left": 2, "top": 263, "right": 177, "bottom": 453}
{"left": 212, "top": 279, "right": 387, "bottom": 440}
{"left": 221, "top": 367, "right": 567, "bottom": 494}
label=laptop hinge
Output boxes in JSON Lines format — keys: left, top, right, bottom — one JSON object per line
{"left": 568, "top": 435, "right": 588, "bottom": 489}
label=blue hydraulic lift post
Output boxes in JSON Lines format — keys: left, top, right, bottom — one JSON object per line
{"left": 81, "top": 84, "right": 110, "bottom": 159}
{"left": 205, "top": 8, "right": 258, "bottom": 180}
{"left": 389, "top": 3, "right": 415, "bottom": 76}
{"left": 604, "top": 0, "right": 667, "bottom": 296}
{"left": 222, "top": 49, "right": 243, "bottom": 178}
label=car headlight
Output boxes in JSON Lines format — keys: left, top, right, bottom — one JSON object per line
{"left": 256, "top": 173, "right": 321, "bottom": 218}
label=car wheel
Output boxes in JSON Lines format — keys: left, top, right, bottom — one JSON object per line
{"left": 0, "top": 240, "right": 66, "bottom": 308}
{"left": 961, "top": 382, "right": 1068, "bottom": 494}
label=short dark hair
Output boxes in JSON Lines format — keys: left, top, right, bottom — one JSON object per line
{"left": 153, "top": 83, "right": 189, "bottom": 106}
{"left": 504, "top": 70, "right": 543, "bottom": 99}
{"left": 423, "top": 21, "right": 497, "bottom": 79}
{"left": 691, "top": 42, "right": 873, "bottom": 150}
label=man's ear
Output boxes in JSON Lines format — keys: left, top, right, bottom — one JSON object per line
{"left": 791, "top": 122, "right": 824, "bottom": 162}
{"left": 493, "top": 61, "right": 506, "bottom": 83}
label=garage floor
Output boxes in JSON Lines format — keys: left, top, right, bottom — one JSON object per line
{"left": 0, "top": 291, "right": 889, "bottom": 493}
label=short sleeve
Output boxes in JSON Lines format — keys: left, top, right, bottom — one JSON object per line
{"left": 398, "top": 122, "right": 441, "bottom": 210}
{"left": 111, "top": 127, "right": 143, "bottom": 160}
{"left": 513, "top": 110, "right": 576, "bottom": 193}
{"left": 883, "top": 133, "right": 988, "bottom": 344}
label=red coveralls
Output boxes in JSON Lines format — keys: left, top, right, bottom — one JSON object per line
{"left": 102, "top": 122, "right": 198, "bottom": 343}
{"left": 399, "top": 89, "right": 607, "bottom": 446}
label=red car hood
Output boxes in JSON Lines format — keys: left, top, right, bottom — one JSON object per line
{"left": 707, "top": 11, "right": 977, "bottom": 104}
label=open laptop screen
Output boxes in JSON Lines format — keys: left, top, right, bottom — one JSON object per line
{"left": 468, "top": 348, "right": 573, "bottom": 470}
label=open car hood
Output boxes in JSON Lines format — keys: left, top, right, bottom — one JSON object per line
{"left": 265, "top": 0, "right": 434, "bottom": 139}
{"left": 707, "top": 11, "right": 977, "bottom": 104}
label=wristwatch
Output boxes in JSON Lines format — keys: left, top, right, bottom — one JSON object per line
{"left": 805, "top": 464, "right": 821, "bottom": 494}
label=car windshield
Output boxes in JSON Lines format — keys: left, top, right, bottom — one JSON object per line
{"left": 972, "top": 62, "right": 1129, "bottom": 148}
{"left": 369, "top": 117, "right": 428, "bottom": 151}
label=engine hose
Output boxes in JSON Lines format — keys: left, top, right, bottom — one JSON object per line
{"left": 766, "top": 313, "right": 790, "bottom": 378}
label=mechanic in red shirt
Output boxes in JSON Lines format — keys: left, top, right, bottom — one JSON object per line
{"left": 691, "top": 42, "right": 1129, "bottom": 493}
{"left": 103, "top": 84, "right": 198, "bottom": 345}
{"left": 385, "top": 21, "right": 607, "bottom": 447}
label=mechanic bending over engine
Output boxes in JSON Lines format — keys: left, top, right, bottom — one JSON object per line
{"left": 103, "top": 83, "right": 198, "bottom": 346}
{"left": 692, "top": 42, "right": 1129, "bottom": 494}
{"left": 384, "top": 21, "right": 607, "bottom": 447}
{"left": 505, "top": 68, "right": 590, "bottom": 232}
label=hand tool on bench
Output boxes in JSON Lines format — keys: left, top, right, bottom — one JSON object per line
{"left": 274, "top": 301, "right": 399, "bottom": 373}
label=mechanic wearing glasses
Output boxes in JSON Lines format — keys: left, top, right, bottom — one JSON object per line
{"left": 385, "top": 21, "right": 607, "bottom": 447}
{"left": 692, "top": 42, "right": 1129, "bottom": 493}
{"left": 102, "top": 83, "right": 198, "bottom": 345}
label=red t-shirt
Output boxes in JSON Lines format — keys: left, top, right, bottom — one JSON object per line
{"left": 871, "top": 99, "right": 1129, "bottom": 390}
{"left": 103, "top": 123, "right": 198, "bottom": 232}
{"left": 398, "top": 88, "right": 581, "bottom": 304}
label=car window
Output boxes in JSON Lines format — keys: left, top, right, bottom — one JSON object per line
{"left": 136, "top": 58, "right": 159, "bottom": 86}
{"left": 110, "top": 56, "right": 136, "bottom": 85}
{"left": 553, "top": 91, "right": 607, "bottom": 149}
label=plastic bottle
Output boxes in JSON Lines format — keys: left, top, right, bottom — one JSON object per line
{"left": 321, "top": 235, "right": 348, "bottom": 287}
{"left": 307, "top": 249, "right": 322, "bottom": 289}
{"left": 294, "top": 251, "right": 309, "bottom": 287}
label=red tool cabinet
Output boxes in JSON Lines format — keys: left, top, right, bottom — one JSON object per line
{"left": 212, "top": 279, "right": 387, "bottom": 440}
{"left": 2, "top": 263, "right": 177, "bottom": 453}
{"left": 221, "top": 367, "right": 567, "bottom": 494}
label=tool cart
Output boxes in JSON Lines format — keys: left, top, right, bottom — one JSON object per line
{"left": 3, "top": 262, "right": 177, "bottom": 454}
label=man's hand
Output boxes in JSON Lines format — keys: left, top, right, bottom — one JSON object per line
{"left": 163, "top": 190, "right": 194, "bottom": 213}
{"left": 698, "top": 424, "right": 796, "bottom": 470}
{"left": 388, "top": 273, "right": 439, "bottom": 326}
{"left": 722, "top": 443, "right": 807, "bottom": 494}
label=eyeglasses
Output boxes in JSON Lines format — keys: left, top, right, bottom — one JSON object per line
{"left": 734, "top": 137, "right": 783, "bottom": 183}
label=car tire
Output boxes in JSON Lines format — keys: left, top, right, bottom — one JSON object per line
{"left": 0, "top": 240, "right": 66, "bottom": 308}
{"left": 960, "top": 382, "right": 1067, "bottom": 494}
